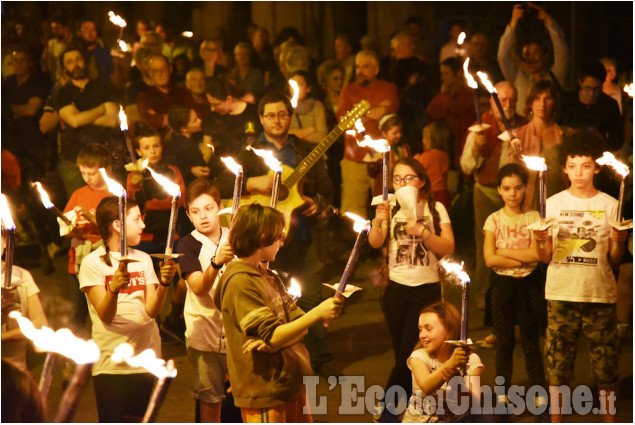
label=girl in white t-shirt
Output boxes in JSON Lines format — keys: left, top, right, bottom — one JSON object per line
{"left": 483, "top": 163, "right": 546, "bottom": 407}
{"left": 78, "top": 196, "right": 177, "bottom": 422}
{"left": 403, "top": 301, "right": 483, "bottom": 422}
{"left": 369, "top": 158, "right": 455, "bottom": 421}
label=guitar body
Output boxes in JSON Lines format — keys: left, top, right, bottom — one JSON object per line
{"left": 220, "top": 100, "right": 370, "bottom": 240}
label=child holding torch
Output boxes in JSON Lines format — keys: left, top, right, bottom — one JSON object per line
{"left": 77, "top": 196, "right": 177, "bottom": 422}
{"left": 368, "top": 158, "right": 455, "bottom": 422}
{"left": 213, "top": 203, "right": 342, "bottom": 422}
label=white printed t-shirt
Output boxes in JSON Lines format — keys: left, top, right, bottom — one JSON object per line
{"left": 388, "top": 200, "right": 451, "bottom": 286}
{"left": 545, "top": 190, "right": 618, "bottom": 304}
{"left": 78, "top": 246, "right": 161, "bottom": 375}
{"left": 483, "top": 208, "right": 540, "bottom": 277}
{"left": 177, "top": 228, "right": 229, "bottom": 353}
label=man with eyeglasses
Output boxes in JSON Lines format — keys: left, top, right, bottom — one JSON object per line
{"left": 561, "top": 61, "right": 623, "bottom": 152}
{"left": 337, "top": 49, "right": 399, "bottom": 219}
{"left": 217, "top": 90, "right": 337, "bottom": 377}
{"left": 137, "top": 54, "right": 189, "bottom": 134}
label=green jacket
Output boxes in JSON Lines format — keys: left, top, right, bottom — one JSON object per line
{"left": 214, "top": 260, "right": 311, "bottom": 408}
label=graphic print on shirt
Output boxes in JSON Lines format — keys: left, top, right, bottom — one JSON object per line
{"left": 553, "top": 209, "right": 605, "bottom": 265}
{"left": 392, "top": 216, "right": 429, "bottom": 268}
{"left": 105, "top": 271, "right": 146, "bottom": 295}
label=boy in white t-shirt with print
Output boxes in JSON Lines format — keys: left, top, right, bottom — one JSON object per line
{"left": 176, "top": 179, "right": 234, "bottom": 422}
{"left": 533, "top": 130, "right": 627, "bottom": 423}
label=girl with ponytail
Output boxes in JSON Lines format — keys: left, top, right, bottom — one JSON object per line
{"left": 77, "top": 196, "right": 177, "bottom": 422}
{"left": 368, "top": 157, "right": 455, "bottom": 422}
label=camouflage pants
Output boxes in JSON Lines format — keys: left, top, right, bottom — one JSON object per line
{"left": 545, "top": 300, "right": 619, "bottom": 386}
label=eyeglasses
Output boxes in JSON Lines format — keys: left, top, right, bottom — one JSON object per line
{"left": 392, "top": 175, "right": 419, "bottom": 185}
{"left": 262, "top": 112, "right": 290, "bottom": 121}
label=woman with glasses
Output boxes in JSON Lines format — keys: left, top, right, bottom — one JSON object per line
{"left": 368, "top": 158, "right": 455, "bottom": 422}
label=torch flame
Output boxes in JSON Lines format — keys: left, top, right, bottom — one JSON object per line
{"left": 108, "top": 11, "right": 127, "bottom": 28}
{"left": 119, "top": 106, "right": 128, "bottom": 131}
{"left": 354, "top": 120, "right": 366, "bottom": 133}
{"left": 221, "top": 157, "right": 243, "bottom": 176}
{"left": 181, "top": 31, "right": 194, "bottom": 38}
{"left": 288, "top": 278, "right": 302, "bottom": 298}
{"left": 248, "top": 147, "right": 282, "bottom": 172}
{"left": 8, "top": 311, "right": 100, "bottom": 364}
{"left": 521, "top": 155, "right": 548, "bottom": 172}
{"left": 112, "top": 343, "right": 177, "bottom": 379}
{"left": 457, "top": 32, "right": 466, "bottom": 46}
{"left": 0, "top": 194, "right": 16, "bottom": 231}
{"left": 624, "top": 83, "right": 634, "bottom": 98}
{"left": 289, "top": 79, "right": 299, "bottom": 108}
{"left": 439, "top": 258, "right": 470, "bottom": 285}
{"left": 145, "top": 162, "right": 181, "bottom": 197}
{"left": 118, "top": 40, "right": 128, "bottom": 52}
{"left": 344, "top": 212, "right": 371, "bottom": 233}
{"left": 99, "top": 168, "right": 126, "bottom": 197}
{"left": 357, "top": 136, "right": 390, "bottom": 153}
{"left": 476, "top": 71, "right": 496, "bottom": 93}
{"left": 596, "top": 151, "right": 630, "bottom": 177}
{"left": 33, "top": 182, "right": 54, "bottom": 209}
{"left": 463, "top": 58, "right": 478, "bottom": 90}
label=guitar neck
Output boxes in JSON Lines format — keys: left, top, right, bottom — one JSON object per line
{"left": 283, "top": 125, "right": 344, "bottom": 188}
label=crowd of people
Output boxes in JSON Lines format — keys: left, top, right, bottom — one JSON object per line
{"left": 1, "top": 2, "right": 633, "bottom": 423}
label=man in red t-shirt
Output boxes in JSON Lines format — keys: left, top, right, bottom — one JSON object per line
{"left": 337, "top": 50, "right": 399, "bottom": 218}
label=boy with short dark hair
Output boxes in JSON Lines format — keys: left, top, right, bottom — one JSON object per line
{"left": 126, "top": 123, "right": 186, "bottom": 253}
{"left": 534, "top": 130, "right": 627, "bottom": 422}
{"left": 176, "top": 178, "right": 234, "bottom": 422}
{"left": 213, "top": 203, "right": 343, "bottom": 422}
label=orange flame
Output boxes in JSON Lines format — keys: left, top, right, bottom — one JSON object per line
{"left": 33, "top": 182, "right": 54, "bottom": 209}
{"left": 0, "top": 194, "right": 16, "bottom": 231}
{"left": 8, "top": 311, "right": 100, "bottom": 364}
{"left": 521, "top": 155, "right": 548, "bottom": 172}
{"left": 221, "top": 157, "right": 243, "bottom": 176}
{"left": 457, "top": 32, "right": 466, "bottom": 46}
{"left": 288, "top": 278, "right": 302, "bottom": 298}
{"left": 597, "top": 151, "right": 630, "bottom": 177}
{"left": 181, "top": 31, "right": 194, "bottom": 38}
{"left": 357, "top": 136, "right": 390, "bottom": 153}
{"left": 439, "top": 258, "right": 470, "bottom": 284}
{"left": 344, "top": 212, "right": 371, "bottom": 233}
{"left": 463, "top": 58, "right": 478, "bottom": 90}
{"left": 476, "top": 71, "right": 496, "bottom": 93}
{"left": 118, "top": 106, "right": 128, "bottom": 131}
{"left": 118, "top": 40, "right": 128, "bottom": 52}
{"left": 143, "top": 160, "right": 181, "bottom": 197}
{"left": 108, "top": 11, "right": 127, "bottom": 28}
{"left": 112, "top": 343, "right": 177, "bottom": 379}
{"left": 624, "top": 83, "right": 634, "bottom": 98}
{"left": 289, "top": 79, "right": 299, "bottom": 108}
{"left": 99, "top": 168, "right": 126, "bottom": 197}
{"left": 248, "top": 147, "right": 282, "bottom": 172}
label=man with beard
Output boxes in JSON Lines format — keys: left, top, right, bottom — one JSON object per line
{"left": 337, "top": 50, "right": 399, "bottom": 218}
{"left": 460, "top": 81, "right": 528, "bottom": 310}
{"left": 217, "top": 91, "right": 337, "bottom": 377}
{"left": 77, "top": 17, "right": 122, "bottom": 88}
{"left": 53, "top": 45, "right": 122, "bottom": 197}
